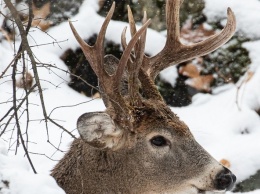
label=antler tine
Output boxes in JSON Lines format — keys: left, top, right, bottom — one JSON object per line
{"left": 121, "top": 27, "right": 128, "bottom": 51}
{"left": 143, "top": 0, "right": 236, "bottom": 80}
{"left": 123, "top": 7, "right": 151, "bottom": 106}
{"left": 120, "top": 6, "right": 136, "bottom": 53}
{"left": 186, "top": 8, "right": 236, "bottom": 55}
{"left": 127, "top": 5, "right": 137, "bottom": 40}
{"left": 121, "top": 8, "right": 163, "bottom": 102}
{"left": 115, "top": 18, "right": 151, "bottom": 93}
{"left": 139, "top": 11, "right": 148, "bottom": 56}
{"left": 138, "top": 10, "right": 164, "bottom": 101}
{"left": 126, "top": 7, "right": 148, "bottom": 58}
{"left": 96, "top": 2, "right": 115, "bottom": 47}
{"left": 121, "top": 26, "right": 136, "bottom": 63}
{"left": 165, "top": 0, "right": 181, "bottom": 45}
{"left": 110, "top": 16, "right": 151, "bottom": 130}
{"left": 69, "top": 2, "right": 115, "bottom": 77}
{"left": 69, "top": 20, "right": 95, "bottom": 69}
{"left": 130, "top": 11, "right": 149, "bottom": 105}
{"left": 121, "top": 7, "right": 148, "bottom": 61}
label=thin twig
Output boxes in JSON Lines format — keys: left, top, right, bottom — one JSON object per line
{"left": 0, "top": 51, "right": 22, "bottom": 79}
{"left": 11, "top": 47, "right": 37, "bottom": 173}
{"left": 4, "top": 0, "right": 50, "bottom": 139}
{"left": 47, "top": 118, "right": 76, "bottom": 139}
{"left": 48, "top": 99, "right": 97, "bottom": 117}
{"left": 37, "top": 63, "right": 99, "bottom": 91}
{"left": 29, "top": 39, "right": 69, "bottom": 48}
{"left": 21, "top": 52, "right": 30, "bottom": 149}
{"left": 0, "top": 84, "right": 37, "bottom": 132}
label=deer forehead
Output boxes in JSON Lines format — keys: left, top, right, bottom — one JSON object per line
{"left": 131, "top": 101, "right": 191, "bottom": 137}
{"left": 137, "top": 116, "right": 191, "bottom": 136}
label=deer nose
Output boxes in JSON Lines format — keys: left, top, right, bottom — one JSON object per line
{"left": 214, "top": 167, "right": 236, "bottom": 191}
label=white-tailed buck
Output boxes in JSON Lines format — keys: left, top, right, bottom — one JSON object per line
{"left": 52, "top": 0, "right": 237, "bottom": 193}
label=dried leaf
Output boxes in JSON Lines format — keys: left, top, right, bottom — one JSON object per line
{"left": 220, "top": 159, "right": 231, "bottom": 168}
{"left": 31, "top": 2, "right": 52, "bottom": 31}
{"left": 245, "top": 71, "right": 254, "bottom": 82}
{"left": 185, "top": 75, "right": 214, "bottom": 92}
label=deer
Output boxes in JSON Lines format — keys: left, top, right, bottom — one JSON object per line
{"left": 51, "top": 0, "right": 237, "bottom": 193}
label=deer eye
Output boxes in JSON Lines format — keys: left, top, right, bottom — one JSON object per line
{"left": 150, "top": 136, "right": 168, "bottom": 147}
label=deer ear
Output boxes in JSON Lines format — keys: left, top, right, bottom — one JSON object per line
{"left": 77, "top": 112, "right": 123, "bottom": 149}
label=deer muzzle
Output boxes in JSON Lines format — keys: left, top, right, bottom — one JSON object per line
{"left": 214, "top": 167, "right": 236, "bottom": 191}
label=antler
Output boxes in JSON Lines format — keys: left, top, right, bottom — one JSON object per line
{"left": 142, "top": 0, "right": 236, "bottom": 80}
{"left": 121, "top": 0, "right": 236, "bottom": 102}
{"left": 69, "top": 2, "right": 151, "bottom": 130}
{"left": 69, "top": 0, "right": 236, "bottom": 131}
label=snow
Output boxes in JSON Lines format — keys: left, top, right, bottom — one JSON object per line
{"left": 1, "top": 0, "right": 260, "bottom": 193}
{"left": 243, "top": 40, "right": 260, "bottom": 72}
{"left": 173, "top": 84, "right": 260, "bottom": 181}
{"left": 204, "top": 0, "right": 260, "bottom": 39}
{"left": 0, "top": 139, "right": 65, "bottom": 194}
{"left": 160, "top": 66, "right": 178, "bottom": 87}
{"left": 228, "top": 191, "right": 260, "bottom": 194}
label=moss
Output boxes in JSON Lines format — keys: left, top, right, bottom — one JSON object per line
{"left": 180, "top": 0, "right": 205, "bottom": 28}
{"left": 99, "top": 0, "right": 205, "bottom": 31}
{"left": 202, "top": 36, "right": 251, "bottom": 87}
{"left": 156, "top": 71, "right": 194, "bottom": 107}
{"left": 99, "top": 0, "right": 132, "bottom": 22}
{"left": 16, "top": 0, "right": 84, "bottom": 25}
{"left": 233, "top": 170, "right": 260, "bottom": 192}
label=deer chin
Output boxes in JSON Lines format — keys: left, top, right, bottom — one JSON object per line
{"left": 193, "top": 186, "right": 226, "bottom": 194}
{"left": 198, "top": 191, "right": 226, "bottom": 194}
{"left": 190, "top": 181, "right": 224, "bottom": 194}
{"left": 173, "top": 184, "right": 213, "bottom": 194}
{"left": 190, "top": 186, "right": 207, "bottom": 194}
{"left": 164, "top": 186, "right": 212, "bottom": 194}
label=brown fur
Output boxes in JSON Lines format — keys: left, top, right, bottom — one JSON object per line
{"left": 51, "top": 100, "right": 223, "bottom": 193}
{"left": 131, "top": 100, "right": 190, "bottom": 135}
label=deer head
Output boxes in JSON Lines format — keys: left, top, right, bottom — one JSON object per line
{"left": 52, "top": 0, "right": 236, "bottom": 193}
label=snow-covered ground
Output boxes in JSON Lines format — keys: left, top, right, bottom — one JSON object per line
{"left": 0, "top": 0, "right": 260, "bottom": 193}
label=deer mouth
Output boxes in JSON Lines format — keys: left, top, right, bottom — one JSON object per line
{"left": 194, "top": 186, "right": 222, "bottom": 194}
{"left": 198, "top": 189, "right": 206, "bottom": 194}
{"left": 190, "top": 185, "right": 206, "bottom": 194}
{"left": 197, "top": 189, "right": 225, "bottom": 194}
